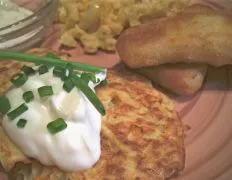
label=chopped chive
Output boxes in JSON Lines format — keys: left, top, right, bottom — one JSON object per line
{"left": 81, "top": 73, "right": 97, "bottom": 83}
{"left": 0, "top": 51, "right": 104, "bottom": 73}
{"left": 23, "top": 91, "right": 34, "bottom": 103}
{"left": 38, "top": 65, "right": 49, "bottom": 75}
{"left": 47, "top": 118, "right": 67, "bottom": 134}
{"left": 53, "top": 66, "right": 64, "bottom": 77}
{"left": 61, "top": 64, "right": 74, "bottom": 80}
{"left": 72, "top": 75, "right": 105, "bottom": 116}
{"left": 61, "top": 69, "right": 69, "bottom": 81}
{"left": 7, "top": 103, "right": 28, "bottom": 120}
{"left": 53, "top": 64, "right": 74, "bottom": 80}
{"left": 38, "top": 86, "right": 53, "bottom": 98}
{"left": 96, "top": 78, "right": 101, "bottom": 83}
{"left": 21, "top": 65, "right": 35, "bottom": 75}
{"left": 100, "top": 79, "right": 108, "bottom": 86}
{"left": 17, "top": 119, "right": 27, "bottom": 128}
{"left": 10, "top": 73, "right": 28, "bottom": 87}
{"left": 0, "top": 96, "right": 11, "bottom": 114}
{"left": 63, "top": 78, "right": 74, "bottom": 92}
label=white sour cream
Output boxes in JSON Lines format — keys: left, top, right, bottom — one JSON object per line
{"left": 2, "top": 68, "right": 106, "bottom": 172}
{"left": 0, "top": 0, "right": 33, "bottom": 28}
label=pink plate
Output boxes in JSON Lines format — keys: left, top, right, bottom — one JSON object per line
{"left": 42, "top": 26, "right": 232, "bottom": 180}
{"left": 1, "top": 23, "right": 232, "bottom": 180}
{"left": 173, "top": 67, "right": 232, "bottom": 180}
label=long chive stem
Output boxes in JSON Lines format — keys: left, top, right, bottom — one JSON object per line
{"left": 72, "top": 75, "right": 105, "bottom": 116}
{"left": 0, "top": 51, "right": 104, "bottom": 73}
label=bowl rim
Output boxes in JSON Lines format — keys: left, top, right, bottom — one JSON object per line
{"left": 0, "top": 0, "right": 57, "bottom": 31}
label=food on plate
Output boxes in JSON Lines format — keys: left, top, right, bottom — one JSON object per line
{"left": 57, "top": 0, "right": 189, "bottom": 53}
{"left": 137, "top": 64, "right": 208, "bottom": 95}
{"left": 0, "top": 0, "right": 33, "bottom": 28}
{"left": 0, "top": 49, "right": 70, "bottom": 95}
{"left": 116, "top": 5, "right": 232, "bottom": 68}
{"left": 0, "top": 49, "right": 185, "bottom": 180}
{"left": 26, "top": 48, "right": 70, "bottom": 58}
{"left": 116, "top": 5, "right": 232, "bottom": 95}
{"left": 0, "top": 50, "right": 106, "bottom": 172}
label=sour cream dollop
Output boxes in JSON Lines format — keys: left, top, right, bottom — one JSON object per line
{"left": 2, "top": 68, "right": 106, "bottom": 172}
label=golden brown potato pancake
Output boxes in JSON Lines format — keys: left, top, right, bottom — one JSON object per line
{"left": 0, "top": 50, "right": 185, "bottom": 180}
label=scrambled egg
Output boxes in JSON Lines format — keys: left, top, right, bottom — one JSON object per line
{"left": 57, "top": 0, "right": 189, "bottom": 53}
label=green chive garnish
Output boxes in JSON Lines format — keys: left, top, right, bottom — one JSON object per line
{"left": 7, "top": 103, "right": 28, "bottom": 120}
{"left": 38, "top": 86, "right": 53, "bottom": 98}
{"left": 61, "top": 69, "right": 69, "bottom": 81}
{"left": 81, "top": 73, "right": 97, "bottom": 83}
{"left": 17, "top": 119, "right": 27, "bottom": 128}
{"left": 63, "top": 78, "right": 74, "bottom": 92}
{"left": 21, "top": 65, "right": 35, "bottom": 75}
{"left": 72, "top": 75, "right": 105, "bottom": 116}
{"left": 100, "top": 79, "right": 108, "bottom": 86}
{"left": 10, "top": 73, "right": 28, "bottom": 87}
{"left": 96, "top": 78, "right": 101, "bottom": 83}
{"left": 53, "top": 66, "right": 64, "bottom": 78}
{"left": 0, "top": 96, "right": 11, "bottom": 114}
{"left": 0, "top": 51, "right": 104, "bottom": 73}
{"left": 47, "top": 118, "right": 67, "bottom": 134}
{"left": 38, "top": 65, "right": 49, "bottom": 75}
{"left": 23, "top": 91, "right": 34, "bottom": 103}
{"left": 62, "top": 63, "right": 74, "bottom": 80}
{"left": 53, "top": 64, "right": 74, "bottom": 80}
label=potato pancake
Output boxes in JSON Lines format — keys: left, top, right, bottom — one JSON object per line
{"left": 0, "top": 50, "right": 185, "bottom": 180}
